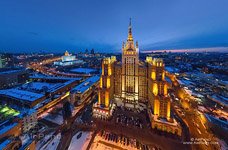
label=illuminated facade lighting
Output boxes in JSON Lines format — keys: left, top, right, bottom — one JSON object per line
{"left": 93, "top": 19, "right": 182, "bottom": 136}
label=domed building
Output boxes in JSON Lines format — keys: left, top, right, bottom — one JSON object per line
{"left": 54, "top": 51, "right": 83, "bottom": 66}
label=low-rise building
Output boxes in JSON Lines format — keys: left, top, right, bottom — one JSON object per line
{"left": 0, "top": 68, "right": 29, "bottom": 89}
{"left": 70, "top": 75, "right": 100, "bottom": 105}
{"left": 20, "top": 109, "right": 37, "bottom": 133}
{"left": 0, "top": 121, "right": 21, "bottom": 139}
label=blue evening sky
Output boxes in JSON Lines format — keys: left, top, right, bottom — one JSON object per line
{"left": 0, "top": 0, "right": 228, "bottom": 53}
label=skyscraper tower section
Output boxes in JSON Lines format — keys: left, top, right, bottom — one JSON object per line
{"left": 93, "top": 56, "right": 116, "bottom": 119}
{"left": 146, "top": 57, "right": 181, "bottom": 135}
{"left": 147, "top": 57, "right": 170, "bottom": 119}
{"left": 121, "top": 18, "right": 139, "bottom": 106}
{"left": 92, "top": 20, "right": 182, "bottom": 135}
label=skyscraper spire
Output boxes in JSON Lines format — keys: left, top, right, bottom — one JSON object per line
{"left": 128, "top": 18, "right": 133, "bottom": 41}
{"left": 129, "top": 17, "right": 132, "bottom": 26}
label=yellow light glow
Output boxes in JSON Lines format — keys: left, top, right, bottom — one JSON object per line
{"left": 167, "top": 101, "right": 170, "bottom": 119}
{"left": 111, "top": 56, "right": 116, "bottom": 62}
{"left": 152, "top": 60, "right": 156, "bottom": 66}
{"left": 154, "top": 99, "right": 160, "bottom": 115}
{"left": 153, "top": 83, "right": 158, "bottom": 96}
{"left": 98, "top": 92, "right": 101, "bottom": 104}
{"left": 61, "top": 91, "right": 70, "bottom": 100}
{"left": 105, "top": 91, "right": 109, "bottom": 107}
{"left": 108, "top": 64, "right": 112, "bottom": 75}
{"left": 162, "top": 72, "right": 165, "bottom": 81}
{"left": 107, "top": 77, "right": 110, "bottom": 88}
{"left": 146, "top": 56, "right": 152, "bottom": 62}
{"left": 102, "top": 63, "right": 104, "bottom": 75}
{"left": 151, "top": 71, "right": 156, "bottom": 80}
{"left": 164, "top": 84, "right": 167, "bottom": 96}
{"left": 100, "top": 78, "right": 103, "bottom": 88}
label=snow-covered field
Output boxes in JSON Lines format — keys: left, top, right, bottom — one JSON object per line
{"left": 42, "top": 133, "right": 61, "bottom": 150}
{"left": 36, "top": 132, "right": 55, "bottom": 150}
{"left": 68, "top": 131, "right": 92, "bottom": 150}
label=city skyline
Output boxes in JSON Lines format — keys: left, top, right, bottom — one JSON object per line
{"left": 0, "top": 0, "right": 228, "bottom": 53}
{"left": 0, "top": 7, "right": 227, "bottom": 149}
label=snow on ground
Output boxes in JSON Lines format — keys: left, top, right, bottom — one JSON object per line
{"left": 74, "top": 116, "right": 83, "bottom": 124}
{"left": 36, "top": 132, "right": 55, "bottom": 150}
{"left": 44, "top": 112, "right": 63, "bottom": 125}
{"left": 42, "top": 133, "right": 61, "bottom": 150}
{"left": 68, "top": 131, "right": 93, "bottom": 150}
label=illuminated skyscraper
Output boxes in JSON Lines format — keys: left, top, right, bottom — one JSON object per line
{"left": 93, "top": 56, "right": 116, "bottom": 118}
{"left": 93, "top": 19, "right": 181, "bottom": 135}
{"left": 121, "top": 18, "right": 139, "bottom": 106}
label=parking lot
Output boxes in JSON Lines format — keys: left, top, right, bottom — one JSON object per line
{"left": 111, "top": 106, "right": 150, "bottom": 129}
{"left": 116, "top": 113, "right": 143, "bottom": 128}
{"left": 97, "top": 130, "right": 161, "bottom": 150}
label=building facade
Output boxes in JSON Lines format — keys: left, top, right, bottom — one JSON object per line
{"left": 0, "top": 53, "right": 14, "bottom": 68}
{"left": 93, "top": 20, "right": 181, "bottom": 135}
{"left": 70, "top": 75, "right": 100, "bottom": 106}
{"left": 0, "top": 69, "right": 29, "bottom": 89}
{"left": 54, "top": 51, "right": 84, "bottom": 66}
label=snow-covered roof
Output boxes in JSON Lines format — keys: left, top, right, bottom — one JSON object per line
{"left": 0, "top": 77, "right": 80, "bottom": 102}
{"left": 165, "top": 66, "right": 179, "bottom": 73}
{"left": 210, "top": 95, "right": 228, "bottom": 106}
{"left": 21, "top": 82, "right": 62, "bottom": 92}
{"left": 71, "top": 76, "right": 100, "bottom": 94}
{"left": 0, "top": 139, "right": 11, "bottom": 149}
{"left": 165, "top": 77, "right": 172, "bottom": 83}
{"left": 0, "top": 121, "right": 18, "bottom": 135}
{"left": 205, "top": 114, "right": 228, "bottom": 129}
{"left": 177, "top": 79, "right": 194, "bottom": 86}
{"left": 0, "top": 69, "right": 24, "bottom": 75}
{"left": 0, "top": 89, "right": 44, "bottom": 102}
{"left": 70, "top": 68, "right": 97, "bottom": 73}
{"left": 30, "top": 75, "right": 82, "bottom": 81}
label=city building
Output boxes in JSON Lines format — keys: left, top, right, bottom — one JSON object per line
{"left": 0, "top": 53, "right": 14, "bottom": 68}
{"left": 54, "top": 51, "right": 84, "bottom": 66}
{"left": 93, "top": 20, "right": 182, "bottom": 135}
{"left": 0, "top": 119, "right": 36, "bottom": 150}
{"left": 0, "top": 120, "right": 22, "bottom": 150}
{"left": 70, "top": 75, "right": 100, "bottom": 105}
{"left": 0, "top": 75, "right": 81, "bottom": 115}
{"left": 0, "top": 68, "right": 29, "bottom": 89}
{"left": 0, "top": 121, "right": 21, "bottom": 139}
{"left": 91, "top": 49, "right": 95, "bottom": 54}
{"left": 0, "top": 138, "right": 21, "bottom": 150}
{"left": 20, "top": 109, "right": 37, "bottom": 133}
